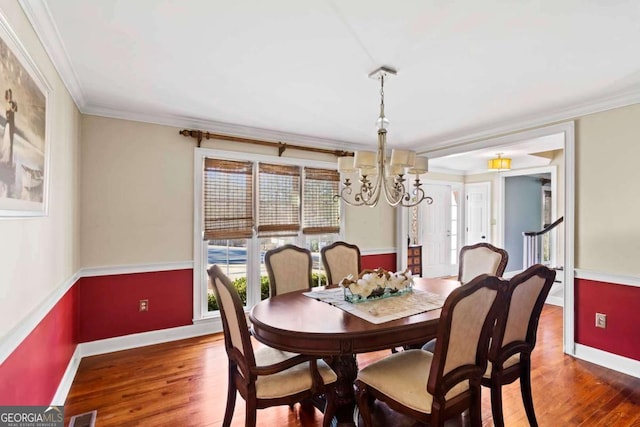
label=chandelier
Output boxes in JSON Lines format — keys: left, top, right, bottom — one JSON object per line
{"left": 335, "top": 66, "right": 433, "bottom": 207}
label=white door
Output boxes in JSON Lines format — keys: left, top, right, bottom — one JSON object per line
{"left": 422, "top": 184, "right": 453, "bottom": 277}
{"left": 465, "top": 182, "right": 490, "bottom": 245}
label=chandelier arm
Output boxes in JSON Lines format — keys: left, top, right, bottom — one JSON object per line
{"left": 335, "top": 184, "right": 365, "bottom": 207}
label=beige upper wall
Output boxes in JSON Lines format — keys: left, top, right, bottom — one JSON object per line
{"left": 575, "top": 103, "right": 640, "bottom": 275}
{"left": 80, "top": 117, "right": 393, "bottom": 266}
{"left": 0, "top": 1, "right": 80, "bottom": 338}
{"left": 80, "top": 116, "right": 194, "bottom": 267}
{"left": 344, "top": 202, "right": 396, "bottom": 250}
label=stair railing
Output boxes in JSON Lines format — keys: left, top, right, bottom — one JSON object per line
{"left": 523, "top": 216, "right": 564, "bottom": 269}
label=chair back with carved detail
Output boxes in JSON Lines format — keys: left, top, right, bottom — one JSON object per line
{"left": 264, "top": 244, "right": 313, "bottom": 296}
{"left": 458, "top": 242, "right": 508, "bottom": 284}
{"left": 321, "top": 241, "right": 361, "bottom": 285}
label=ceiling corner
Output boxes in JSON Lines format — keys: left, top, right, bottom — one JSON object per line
{"left": 19, "top": 0, "right": 88, "bottom": 110}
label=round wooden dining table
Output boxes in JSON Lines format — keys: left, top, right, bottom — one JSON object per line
{"left": 249, "top": 277, "right": 460, "bottom": 426}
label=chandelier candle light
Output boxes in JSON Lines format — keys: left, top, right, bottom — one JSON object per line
{"left": 335, "top": 66, "right": 433, "bottom": 208}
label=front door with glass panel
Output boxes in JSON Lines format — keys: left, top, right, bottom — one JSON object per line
{"left": 422, "top": 184, "right": 457, "bottom": 277}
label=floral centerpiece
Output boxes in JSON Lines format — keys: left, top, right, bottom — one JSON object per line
{"left": 339, "top": 267, "right": 414, "bottom": 303}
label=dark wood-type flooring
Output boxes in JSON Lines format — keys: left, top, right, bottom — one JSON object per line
{"left": 64, "top": 305, "right": 640, "bottom": 426}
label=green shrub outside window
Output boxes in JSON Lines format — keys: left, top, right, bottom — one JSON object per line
{"left": 208, "top": 272, "right": 327, "bottom": 311}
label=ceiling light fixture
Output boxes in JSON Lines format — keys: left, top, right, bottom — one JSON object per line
{"left": 335, "top": 66, "right": 433, "bottom": 208}
{"left": 488, "top": 153, "right": 511, "bottom": 171}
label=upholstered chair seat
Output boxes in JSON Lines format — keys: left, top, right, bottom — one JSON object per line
{"left": 357, "top": 350, "right": 469, "bottom": 414}
{"left": 483, "top": 354, "right": 520, "bottom": 378}
{"left": 254, "top": 346, "right": 337, "bottom": 399}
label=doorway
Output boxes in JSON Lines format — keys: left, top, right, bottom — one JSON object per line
{"left": 420, "top": 183, "right": 462, "bottom": 278}
{"left": 465, "top": 182, "right": 491, "bottom": 246}
{"left": 409, "top": 121, "right": 574, "bottom": 356}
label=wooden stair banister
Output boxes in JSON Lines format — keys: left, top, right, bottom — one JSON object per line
{"left": 523, "top": 216, "right": 564, "bottom": 268}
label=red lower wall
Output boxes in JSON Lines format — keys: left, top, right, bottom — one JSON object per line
{"left": 575, "top": 278, "right": 640, "bottom": 360}
{"left": 0, "top": 285, "right": 78, "bottom": 405}
{"left": 2, "top": 258, "right": 401, "bottom": 405}
{"left": 77, "top": 269, "right": 193, "bottom": 342}
{"left": 361, "top": 253, "right": 396, "bottom": 272}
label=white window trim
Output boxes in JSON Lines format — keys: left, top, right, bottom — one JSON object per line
{"left": 193, "top": 147, "right": 343, "bottom": 322}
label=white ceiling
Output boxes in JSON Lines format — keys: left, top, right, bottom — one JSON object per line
{"left": 20, "top": 0, "right": 640, "bottom": 167}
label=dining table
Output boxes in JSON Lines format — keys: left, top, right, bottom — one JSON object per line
{"left": 249, "top": 276, "right": 461, "bottom": 426}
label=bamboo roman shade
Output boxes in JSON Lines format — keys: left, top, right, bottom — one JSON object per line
{"left": 203, "top": 158, "right": 254, "bottom": 240}
{"left": 303, "top": 167, "right": 340, "bottom": 234}
{"left": 257, "top": 163, "right": 301, "bottom": 236}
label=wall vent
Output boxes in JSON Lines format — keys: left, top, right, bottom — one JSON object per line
{"left": 68, "top": 410, "right": 97, "bottom": 427}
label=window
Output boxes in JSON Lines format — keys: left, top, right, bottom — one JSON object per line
{"left": 194, "top": 149, "right": 342, "bottom": 319}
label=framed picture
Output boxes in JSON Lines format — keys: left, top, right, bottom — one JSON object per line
{"left": 0, "top": 13, "right": 50, "bottom": 216}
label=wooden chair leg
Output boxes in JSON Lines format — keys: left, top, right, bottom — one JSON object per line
{"left": 490, "top": 381, "right": 505, "bottom": 427}
{"left": 223, "top": 367, "right": 237, "bottom": 427}
{"left": 520, "top": 361, "right": 539, "bottom": 427}
{"left": 245, "top": 396, "right": 257, "bottom": 427}
{"left": 469, "top": 387, "right": 482, "bottom": 427}
{"left": 354, "top": 380, "right": 375, "bottom": 427}
{"left": 322, "top": 387, "right": 338, "bottom": 427}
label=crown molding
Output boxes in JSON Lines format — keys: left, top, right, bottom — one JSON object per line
{"left": 19, "top": 0, "right": 87, "bottom": 108}
{"left": 416, "top": 87, "right": 640, "bottom": 152}
{"left": 83, "top": 106, "right": 363, "bottom": 153}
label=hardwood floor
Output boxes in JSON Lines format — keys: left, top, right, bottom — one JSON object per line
{"left": 64, "top": 305, "right": 640, "bottom": 426}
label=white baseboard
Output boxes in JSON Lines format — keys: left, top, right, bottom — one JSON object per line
{"left": 545, "top": 295, "right": 564, "bottom": 307}
{"left": 79, "top": 319, "right": 221, "bottom": 358}
{"left": 574, "top": 344, "right": 640, "bottom": 378}
{"left": 51, "top": 346, "right": 82, "bottom": 406}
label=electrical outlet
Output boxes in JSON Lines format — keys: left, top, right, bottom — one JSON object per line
{"left": 595, "top": 312, "right": 606, "bottom": 329}
{"left": 139, "top": 299, "right": 149, "bottom": 312}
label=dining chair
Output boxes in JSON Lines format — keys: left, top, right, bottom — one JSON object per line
{"left": 208, "top": 265, "right": 338, "bottom": 427}
{"left": 482, "top": 263, "right": 556, "bottom": 427}
{"left": 354, "top": 274, "right": 506, "bottom": 427}
{"left": 420, "top": 242, "right": 509, "bottom": 353}
{"left": 320, "top": 241, "right": 362, "bottom": 286}
{"left": 264, "top": 244, "right": 313, "bottom": 296}
{"left": 458, "top": 242, "right": 509, "bottom": 285}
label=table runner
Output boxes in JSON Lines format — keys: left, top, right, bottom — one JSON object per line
{"left": 303, "top": 287, "right": 445, "bottom": 324}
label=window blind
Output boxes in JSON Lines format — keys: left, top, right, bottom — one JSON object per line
{"left": 303, "top": 167, "right": 340, "bottom": 234}
{"left": 203, "top": 158, "right": 254, "bottom": 240}
{"left": 257, "top": 163, "right": 301, "bottom": 236}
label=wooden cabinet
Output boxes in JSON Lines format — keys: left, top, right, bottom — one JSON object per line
{"left": 407, "top": 246, "right": 422, "bottom": 276}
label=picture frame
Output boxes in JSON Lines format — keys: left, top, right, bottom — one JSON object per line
{"left": 0, "top": 12, "right": 51, "bottom": 217}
